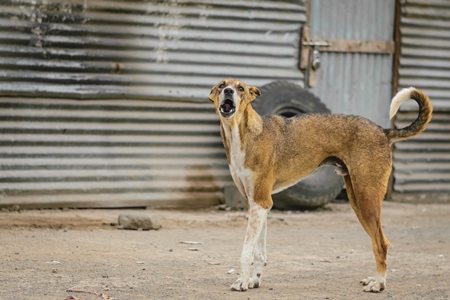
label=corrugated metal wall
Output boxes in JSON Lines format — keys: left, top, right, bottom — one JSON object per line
{"left": 0, "top": 0, "right": 307, "bottom": 208}
{"left": 309, "top": 0, "right": 395, "bottom": 127}
{"left": 0, "top": 99, "right": 229, "bottom": 208}
{"left": 0, "top": 0, "right": 306, "bottom": 100}
{"left": 393, "top": 0, "right": 450, "bottom": 202}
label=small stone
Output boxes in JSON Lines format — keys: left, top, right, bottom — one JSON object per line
{"left": 46, "top": 260, "right": 60, "bottom": 264}
{"left": 179, "top": 241, "right": 202, "bottom": 245}
{"left": 218, "top": 204, "right": 227, "bottom": 211}
{"left": 118, "top": 213, "right": 162, "bottom": 230}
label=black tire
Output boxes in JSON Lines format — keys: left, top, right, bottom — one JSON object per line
{"left": 252, "top": 81, "right": 343, "bottom": 209}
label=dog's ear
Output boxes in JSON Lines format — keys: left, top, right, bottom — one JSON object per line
{"left": 209, "top": 85, "right": 218, "bottom": 102}
{"left": 248, "top": 86, "right": 261, "bottom": 102}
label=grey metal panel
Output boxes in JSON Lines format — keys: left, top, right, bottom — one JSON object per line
{"left": 309, "top": 0, "right": 395, "bottom": 127}
{"left": 310, "top": 0, "right": 395, "bottom": 40}
{"left": 310, "top": 52, "right": 393, "bottom": 126}
{"left": 0, "top": 98, "right": 232, "bottom": 208}
{"left": 393, "top": 0, "right": 450, "bottom": 199}
{"left": 393, "top": 113, "right": 450, "bottom": 194}
{"left": 0, "top": 0, "right": 306, "bottom": 101}
{"left": 398, "top": 0, "right": 450, "bottom": 108}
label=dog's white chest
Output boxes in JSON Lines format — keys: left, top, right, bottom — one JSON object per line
{"left": 222, "top": 125, "right": 254, "bottom": 198}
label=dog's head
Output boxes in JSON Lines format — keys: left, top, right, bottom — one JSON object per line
{"left": 209, "top": 78, "right": 261, "bottom": 120}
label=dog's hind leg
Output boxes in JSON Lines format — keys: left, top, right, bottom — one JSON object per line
{"left": 344, "top": 175, "right": 390, "bottom": 293}
{"left": 249, "top": 216, "right": 267, "bottom": 289}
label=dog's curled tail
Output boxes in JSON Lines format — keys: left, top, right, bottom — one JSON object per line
{"left": 385, "top": 87, "right": 433, "bottom": 144}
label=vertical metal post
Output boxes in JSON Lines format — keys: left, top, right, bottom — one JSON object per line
{"left": 387, "top": 0, "right": 402, "bottom": 200}
{"left": 299, "top": 0, "right": 312, "bottom": 84}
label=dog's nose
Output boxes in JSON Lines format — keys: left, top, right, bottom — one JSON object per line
{"left": 224, "top": 88, "right": 234, "bottom": 96}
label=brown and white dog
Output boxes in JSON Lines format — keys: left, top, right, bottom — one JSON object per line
{"left": 209, "top": 78, "right": 433, "bottom": 293}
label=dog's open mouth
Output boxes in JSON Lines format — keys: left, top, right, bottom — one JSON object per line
{"left": 219, "top": 99, "right": 236, "bottom": 117}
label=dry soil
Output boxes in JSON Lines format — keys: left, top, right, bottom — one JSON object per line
{"left": 0, "top": 202, "right": 449, "bottom": 300}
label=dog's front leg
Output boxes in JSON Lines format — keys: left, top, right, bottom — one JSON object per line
{"left": 249, "top": 216, "right": 267, "bottom": 289}
{"left": 231, "top": 202, "right": 269, "bottom": 291}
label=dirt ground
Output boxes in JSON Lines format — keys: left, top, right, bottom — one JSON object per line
{"left": 0, "top": 201, "right": 449, "bottom": 300}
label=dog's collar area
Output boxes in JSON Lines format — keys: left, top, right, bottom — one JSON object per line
{"left": 219, "top": 99, "right": 236, "bottom": 117}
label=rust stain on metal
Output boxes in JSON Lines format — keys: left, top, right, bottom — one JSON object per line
{"left": 112, "top": 62, "right": 124, "bottom": 74}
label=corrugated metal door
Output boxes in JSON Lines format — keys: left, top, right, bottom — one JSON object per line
{"left": 0, "top": 0, "right": 307, "bottom": 208}
{"left": 308, "top": 0, "right": 395, "bottom": 127}
{"left": 392, "top": 0, "right": 450, "bottom": 202}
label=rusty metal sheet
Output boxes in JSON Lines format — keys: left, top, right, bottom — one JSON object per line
{"left": 0, "top": 0, "right": 308, "bottom": 208}
{"left": 0, "top": 0, "right": 306, "bottom": 101}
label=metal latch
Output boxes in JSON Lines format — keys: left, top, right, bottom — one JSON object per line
{"left": 311, "top": 45, "right": 321, "bottom": 70}
{"left": 303, "top": 41, "right": 329, "bottom": 70}
{"left": 300, "top": 26, "right": 329, "bottom": 87}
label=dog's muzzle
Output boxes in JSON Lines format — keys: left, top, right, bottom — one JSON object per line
{"left": 219, "top": 99, "right": 236, "bottom": 117}
{"left": 219, "top": 88, "right": 236, "bottom": 118}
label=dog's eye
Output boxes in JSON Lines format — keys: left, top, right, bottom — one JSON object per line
{"left": 238, "top": 86, "right": 244, "bottom": 92}
{"left": 218, "top": 83, "right": 225, "bottom": 89}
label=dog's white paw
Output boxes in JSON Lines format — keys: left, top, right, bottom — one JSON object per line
{"left": 360, "top": 275, "right": 386, "bottom": 292}
{"left": 248, "top": 272, "right": 262, "bottom": 289}
{"left": 230, "top": 277, "right": 249, "bottom": 292}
